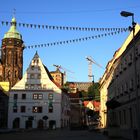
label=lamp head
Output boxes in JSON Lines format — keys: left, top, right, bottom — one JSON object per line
{"left": 120, "top": 11, "right": 134, "bottom": 17}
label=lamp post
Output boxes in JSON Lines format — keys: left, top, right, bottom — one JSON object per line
{"left": 120, "top": 11, "right": 140, "bottom": 139}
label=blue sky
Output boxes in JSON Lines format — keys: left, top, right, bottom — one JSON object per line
{"left": 0, "top": 0, "right": 140, "bottom": 82}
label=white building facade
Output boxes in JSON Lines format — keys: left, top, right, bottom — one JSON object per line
{"left": 8, "top": 52, "right": 70, "bottom": 129}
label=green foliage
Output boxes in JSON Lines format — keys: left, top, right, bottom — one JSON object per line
{"left": 87, "top": 83, "right": 100, "bottom": 101}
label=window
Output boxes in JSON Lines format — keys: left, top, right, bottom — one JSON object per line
{"left": 13, "top": 94, "right": 18, "bottom": 100}
{"left": 123, "top": 59, "right": 127, "bottom": 70}
{"left": 37, "top": 84, "right": 41, "bottom": 89}
{"left": 48, "top": 93, "right": 53, "bottom": 100}
{"left": 48, "top": 103, "right": 53, "bottom": 113}
{"left": 43, "top": 84, "right": 46, "bottom": 89}
{"left": 128, "top": 53, "right": 133, "bottom": 65}
{"left": 38, "top": 94, "right": 43, "bottom": 100}
{"left": 31, "top": 84, "right": 34, "bottom": 89}
{"left": 129, "top": 79, "right": 134, "bottom": 91}
{"left": 30, "top": 74, "right": 34, "bottom": 79}
{"left": 120, "top": 85, "right": 123, "bottom": 95}
{"left": 25, "top": 84, "right": 29, "bottom": 89}
{"left": 33, "top": 94, "right": 43, "bottom": 100}
{"left": 135, "top": 48, "right": 138, "bottom": 60}
{"left": 32, "top": 106, "right": 42, "bottom": 113}
{"left": 33, "top": 94, "right": 38, "bottom": 100}
{"left": 119, "top": 111, "right": 122, "bottom": 125}
{"left": 20, "top": 106, "right": 26, "bottom": 113}
{"left": 119, "top": 64, "right": 123, "bottom": 73}
{"left": 22, "top": 94, "right": 26, "bottom": 99}
{"left": 31, "top": 66, "right": 34, "bottom": 70}
{"left": 123, "top": 110, "right": 126, "bottom": 125}
{"left": 124, "top": 82, "right": 128, "bottom": 93}
{"left": 115, "top": 68, "right": 119, "bottom": 77}
{"left": 37, "top": 74, "right": 41, "bottom": 79}
{"left": 38, "top": 66, "right": 41, "bottom": 71}
{"left": 38, "top": 107, "right": 42, "bottom": 113}
{"left": 137, "top": 74, "right": 140, "bottom": 88}
{"left": 13, "top": 106, "right": 18, "bottom": 113}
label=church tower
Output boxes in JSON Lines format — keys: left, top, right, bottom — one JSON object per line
{"left": 0, "top": 17, "right": 24, "bottom": 88}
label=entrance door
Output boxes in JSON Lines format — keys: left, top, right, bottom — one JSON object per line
{"left": 37, "top": 119, "right": 44, "bottom": 129}
{"left": 25, "top": 120, "right": 32, "bottom": 129}
{"left": 13, "top": 118, "right": 20, "bottom": 129}
{"left": 49, "top": 120, "right": 56, "bottom": 129}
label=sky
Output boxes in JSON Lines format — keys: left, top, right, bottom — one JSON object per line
{"left": 0, "top": 0, "right": 140, "bottom": 82}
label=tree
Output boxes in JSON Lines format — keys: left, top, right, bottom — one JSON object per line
{"left": 87, "top": 83, "right": 100, "bottom": 101}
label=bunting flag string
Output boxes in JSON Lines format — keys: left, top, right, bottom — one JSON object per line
{"left": 1, "top": 20, "right": 129, "bottom": 32}
{"left": 25, "top": 30, "right": 127, "bottom": 49}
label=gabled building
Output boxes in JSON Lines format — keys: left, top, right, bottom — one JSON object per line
{"left": 8, "top": 52, "right": 70, "bottom": 129}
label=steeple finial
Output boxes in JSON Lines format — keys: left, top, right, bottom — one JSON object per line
{"left": 13, "top": 8, "right": 16, "bottom": 18}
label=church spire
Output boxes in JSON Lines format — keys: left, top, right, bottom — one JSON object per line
{"left": 4, "top": 16, "right": 22, "bottom": 40}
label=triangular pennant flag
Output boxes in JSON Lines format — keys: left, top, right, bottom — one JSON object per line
{"left": 1, "top": 21, "right": 4, "bottom": 25}
{"left": 30, "top": 24, "right": 33, "bottom": 28}
{"left": 63, "top": 27, "right": 65, "bottom": 30}
{"left": 46, "top": 25, "right": 48, "bottom": 29}
{"left": 26, "top": 24, "right": 29, "bottom": 27}
{"left": 6, "top": 21, "right": 9, "bottom": 26}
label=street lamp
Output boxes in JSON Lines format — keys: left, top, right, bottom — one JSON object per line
{"left": 120, "top": 11, "right": 136, "bottom": 32}
{"left": 120, "top": 11, "right": 140, "bottom": 140}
